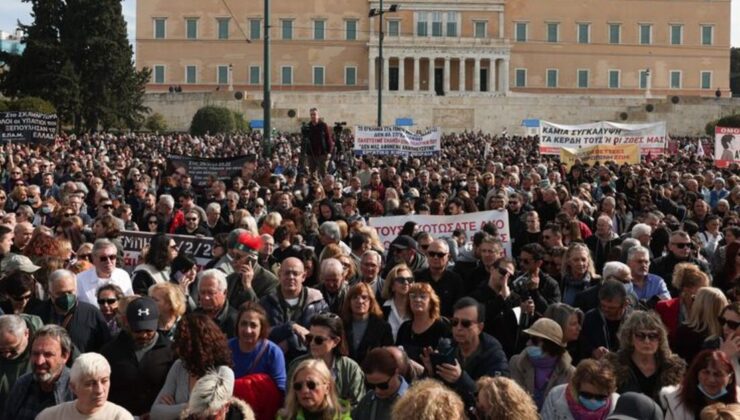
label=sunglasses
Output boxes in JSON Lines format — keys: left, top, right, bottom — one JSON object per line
{"left": 293, "top": 380, "right": 320, "bottom": 391}
{"left": 394, "top": 276, "right": 414, "bottom": 285}
{"left": 579, "top": 391, "right": 608, "bottom": 401}
{"left": 497, "top": 267, "right": 513, "bottom": 277}
{"left": 366, "top": 377, "right": 392, "bottom": 390}
{"left": 633, "top": 331, "right": 660, "bottom": 342}
{"left": 305, "top": 334, "right": 333, "bottom": 346}
{"left": 719, "top": 317, "right": 740, "bottom": 330}
{"left": 97, "top": 298, "right": 117, "bottom": 306}
{"left": 98, "top": 255, "right": 117, "bottom": 262}
{"left": 428, "top": 251, "right": 447, "bottom": 259}
{"left": 671, "top": 242, "right": 692, "bottom": 249}
{"left": 63, "top": 212, "right": 75, "bottom": 217}
{"left": 148, "top": 220, "right": 158, "bottom": 224}
{"left": 101, "top": 204, "right": 113, "bottom": 209}
{"left": 450, "top": 318, "right": 476, "bottom": 328}
{"left": 185, "top": 217, "right": 198, "bottom": 221}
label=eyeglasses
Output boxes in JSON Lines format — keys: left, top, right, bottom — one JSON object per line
{"left": 305, "top": 334, "right": 333, "bottom": 346}
{"left": 394, "top": 276, "right": 414, "bottom": 285}
{"left": 578, "top": 391, "right": 608, "bottom": 401}
{"left": 633, "top": 331, "right": 660, "bottom": 342}
{"left": 497, "top": 267, "right": 513, "bottom": 277}
{"left": 63, "top": 212, "right": 75, "bottom": 217}
{"left": 719, "top": 317, "right": 740, "bottom": 330}
{"left": 97, "top": 298, "right": 117, "bottom": 306}
{"left": 671, "top": 242, "right": 692, "bottom": 249}
{"left": 185, "top": 217, "right": 198, "bottom": 221}
{"left": 366, "top": 377, "right": 392, "bottom": 390}
{"left": 97, "top": 255, "right": 117, "bottom": 262}
{"left": 293, "top": 380, "right": 320, "bottom": 391}
{"left": 101, "top": 204, "right": 113, "bottom": 209}
{"left": 428, "top": 251, "right": 448, "bottom": 259}
{"left": 148, "top": 220, "right": 158, "bottom": 224}
{"left": 409, "top": 293, "right": 429, "bottom": 301}
{"left": 451, "top": 318, "right": 476, "bottom": 328}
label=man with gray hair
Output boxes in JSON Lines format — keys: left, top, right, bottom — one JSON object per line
{"left": 0, "top": 315, "right": 33, "bottom": 412}
{"left": 628, "top": 245, "right": 670, "bottom": 305}
{"left": 414, "top": 239, "right": 465, "bottom": 317}
{"left": 157, "top": 194, "right": 185, "bottom": 233}
{"left": 197, "top": 269, "right": 238, "bottom": 338}
{"left": 585, "top": 214, "right": 622, "bottom": 274}
{"left": 4, "top": 325, "right": 75, "bottom": 420}
{"left": 76, "top": 238, "right": 133, "bottom": 308}
{"left": 316, "top": 258, "right": 349, "bottom": 313}
{"left": 631, "top": 223, "right": 652, "bottom": 249}
{"left": 318, "top": 221, "right": 351, "bottom": 258}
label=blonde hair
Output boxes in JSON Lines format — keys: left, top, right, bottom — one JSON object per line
{"left": 391, "top": 379, "right": 465, "bottom": 420}
{"left": 672, "top": 262, "right": 710, "bottom": 291}
{"left": 562, "top": 242, "right": 596, "bottom": 279}
{"left": 700, "top": 403, "right": 740, "bottom": 420}
{"left": 685, "top": 287, "right": 728, "bottom": 339}
{"left": 382, "top": 263, "right": 413, "bottom": 300}
{"left": 476, "top": 377, "right": 538, "bottom": 420}
{"left": 279, "top": 359, "right": 343, "bottom": 420}
{"left": 148, "top": 282, "right": 187, "bottom": 318}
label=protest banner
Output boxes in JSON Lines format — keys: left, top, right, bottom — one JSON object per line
{"left": 714, "top": 126, "right": 740, "bottom": 168}
{"left": 120, "top": 231, "right": 214, "bottom": 273}
{"left": 0, "top": 111, "right": 57, "bottom": 144}
{"left": 369, "top": 210, "right": 512, "bottom": 256}
{"left": 559, "top": 144, "right": 640, "bottom": 169}
{"left": 167, "top": 155, "right": 248, "bottom": 188}
{"left": 353, "top": 126, "right": 441, "bottom": 156}
{"left": 539, "top": 121, "right": 667, "bottom": 156}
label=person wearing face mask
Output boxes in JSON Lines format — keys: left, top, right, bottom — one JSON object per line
{"left": 541, "top": 358, "right": 620, "bottom": 420}
{"left": 659, "top": 349, "right": 738, "bottom": 420}
{"left": 27, "top": 269, "right": 110, "bottom": 353}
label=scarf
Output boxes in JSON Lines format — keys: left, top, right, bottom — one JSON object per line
{"left": 565, "top": 384, "right": 612, "bottom": 420}
{"left": 530, "top": 353, "right": 558, "bottom": 408}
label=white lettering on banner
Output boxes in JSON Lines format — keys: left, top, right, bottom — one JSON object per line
{"left": 369, "top": 210, "right": 511, "bottom": 256}
{"left": 538, "top": 121, "right": 668, "bottom": 156}
{"left": 353, "top": 126, "right": 442, "bottom": 156}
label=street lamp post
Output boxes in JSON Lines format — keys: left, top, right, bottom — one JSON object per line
{"left": 262, "top": 0, "right": 272, "bottom": 157}
{"left": 369, "top": 3, "right": 398, "bottom": 128}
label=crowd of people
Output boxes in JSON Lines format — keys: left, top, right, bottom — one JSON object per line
{"left": 0, "top": 108, "right": 740, "bottom": 419}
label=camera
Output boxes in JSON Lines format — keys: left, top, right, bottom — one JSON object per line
{"left": 430, "top": 337, "right": 456, "bottom": 369}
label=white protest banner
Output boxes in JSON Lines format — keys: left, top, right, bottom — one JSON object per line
{"left": 714, "top": 126, "right": 740, "bottom": 168}
{"left": 353, "top": 126, "right": 441, "bottom": 156}
{"left": 539, "top": 121, "right": 667, "bottom": 156}
{"left": 369, "top": 210, "right": 512, "bottom": 256}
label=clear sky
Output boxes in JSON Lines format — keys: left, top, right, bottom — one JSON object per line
{"left": 0, "top": 0, "right": 738, "bottom": 48}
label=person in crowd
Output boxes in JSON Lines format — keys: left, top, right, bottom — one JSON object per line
{"left": 395, "top": 282, "right": 451, "bottom": 363}
{"left": 148, "top": 281, "right": 187, "bottom": 341}
{"left": 279, "top": 358, "right": 351, "bottom": 420}
{"left": 578, "top": 279, "right": 632, "bottom": 360}
{"left": 196, "top": 268, "right": 239, "bottom": 338}
{"left": 544, "top": 303, "right": 584, "bottom": 365}
{"left": 288, "top": 313, "right": 365, "bottom": 408}
{"left": 391, "top": 378, "right": 466, "bottom": 420}
{"left": 150, "top": 313, "right": 233, "bottom": 419}
{"left": 97, "top": 283, "right": 124, "bottom": 336}
{"left": 541, "top": 358, "right": 620, "bottom": 420}
{"left": 414, "top": 239, "right": 465, "bottom": 317}
{"left": 381, "top": 264, "right": 413, "bottom": 341}
{"left": 383, "top": 235, "right": 428, "bottom": 278}
{"left": 225, "top": 232, "right": 278, "bottom": 308}
{"left": 169, "top": 252, "right": 198, "bottom": 306}
{"left": 607, "top": 392, "right": 665, "bottom": 420}
{"left": 660, "top": 349, "right": 738, "bottom": 420}
{"left": 511, "top": 242, "right": 562, "bottom": 322}
{"left": 175, "top": 208, "right": 211, "bottom": 236}
{"left": 3, "top": 325, "right": 74, "bottom": 420}
{"left": 0, "top": 267, "right": 42, "bottom": 315}
{"left": 651, "top": 230, "right": 713, "bottom": 296}
{"left": 341, "top": 282, "right": 393, "bottom": 363}
{"left": 472, "top": 257, "right": 520, "bottom": 357}
{"left": 214, "top": 229, "right": 247, "bottom": 276}
{"left": 627, "top": 245, "right": 670, "bottom": 306}
{"left": 35, "top": 352, "right": 133, "bottom": 419}
{"left": 561, "top": 243, "right": 599, "bottom": 307}
{"left": 474, "top": 376, "right": 539, "bottom": 420}
{"left": 101, "top": 297, "right": 175, "bottom": 417}
{"left": 605, "top": 310, "right": 685, "bottom": 403}
{"left": 705, "top": 302, "right": 740, "bottom": 379}
{"left": 510, "top": 317, "right": 575, "bottom": 409}
{"left": 179, "top": 366, "right": 256, "bottom": 420}
{"left": 354, "top": 250, "right": 385, "bottom": 299}
{"left": 655, "top": 263, "right": 711, "bottom": 342}
{"left": 317, "top": 258, "right": 349, "bottom": 314}
{"left": 75, "top": 238, "right": 133, "bottom": 308}
{"left": 574, "top": 260, "right": 633, "bottom": 315}
{"left": 674, "top": 287, "right": 727, "bottom": 363}
{"left": 586, "top": 215, "right": 623, "bottom": 275}
{"left": 352, "top": 347, "right": 409, "bottom": 420}
{"left": 464, "top": 235, "right": 505, "bottom": 294}
{"left": 27, "top": 269, "right": 110, "bottom": 353}
{"left": 131, "top": 233, "right": 176, "bottom": 295}
{"left": 699, "top": 402, "right": 740, "bottom": 419}
{"left": 0, "top": 314, "right": 33, "bottom": 412}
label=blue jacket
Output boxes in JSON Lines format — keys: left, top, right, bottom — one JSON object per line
{"left": 3, "top": 367, "right": 74, "bottom": 420}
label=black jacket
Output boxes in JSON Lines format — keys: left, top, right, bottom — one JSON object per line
{"left": 471, "top": 283, "right": 519, "bottom": 358}
{"left": 27, "top": 300, "right": 110, "bottom": 353}
{"left": 100, "top": 332, "right": 175, "bottom": 416}
{"left": 414, "top": 268, "right": 465, "bottom": 318}
{"left": 650, "top": 253, "right": 712, "bottom": 296}
{"left": 449, "top": 333, "right": 510, "bottom": 411}
{"left": 344, "top": 316, "right": 394, "bottom": 363}
{"left": 194, "top": 302, "right": 239, "bottom": 338}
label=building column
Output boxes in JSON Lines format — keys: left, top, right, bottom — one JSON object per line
{"left": 383, "top": 55, "right": 390, "bottom": 91}
{"left": 369, "top": 55, "right": 375, "bottom": 91}
{"left": 398, "top": 57, "right": 405, "bottom": 91}
{"left": 459, "top": 58, "right": 466, "bottom": 92}
{"left": 473, "top": 57, "right": 481, "bottom": 92}
{"left": 443, "top": 57, "right": 451, "bottom": 94}
{"left": 498, "top": 58, "right": 509, "bottom": 94}
{"left": 413, "top": 56, "right": 420, "bottom": 91}
{"left": 489, "top": 58, "right": 497, "bottom": 93}
{"left": 428, "top": 57, "right": 435, "bottom": 93}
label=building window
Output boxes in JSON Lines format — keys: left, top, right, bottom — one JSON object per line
{"left": 639, "top": 24, "right": 652, "bottom": 45}
{"left": 639, "top": 70, "right": 649, "bottom": 89}
{"left": 249, "top": 19, "right": 261, "bottom": 40}
{"left": 546, "top": 69, "right": 558, "bottom": 88}
{"left": 345, "top": 67, "right": 357, "bottom": 85}
{"left": 432, "top": 12, "right": 443, "bottom": 37}
{"left": 153, "top": 65, "right": 165, "bottom": 84}
{"left": 700, "top": 71, "right": 712, "bottom": 89}
{"left": 281, "top": 66, "right": 292, "bottom": 85}
{"left": 670, "top": 24, "right": 682, "bottom": 45}
{"left": 217, "top": 65, "right": 229, "bottom": 84}
{"left": 446, "top": 12, "right": 458, "bottom": 37}
{"left": 416, "top": 12, "right": 428, "bottom": 36}
{"left": 608, "top": 23, "right": 621, "bottom": 44}
{"left": 281, "top": 20, "right": 293, "bottom": 40}
{"left": 474, "top": 21, "right": 487, "bottom": 38}
{"left": 515, "top": 22, "right": 527, "bottom": 42}
{"left": 314, "top": 20, "right": 325, "bottom": 40}
{"left": 217, "top": 18, "right": 230, "bottom": 40}
{"left": 313, "top": 67, "right": 325, "bottom": 85}
{"left": 546, "top": 23, "right": 559, "bottom": 43}
{"left": 249, "top": 66, "right": 260, "bottom": 84}
{"left": 345, "top": 20, "right": 358, "bottom": 41}
{"left": 577, "top": 69, "right": 589, "bottom": 88}
{"left": 577, "top": 23, "right": 590, "bottom": 44}
{"left": 153, "top": 18, "right": 166, "bottom": 39}
{"left": 186, "top": 18, "right": 198, "bottom": 40}
{"left": 608, "top": 70, "right": 620, "bottom": 88}
{"left": 388, "top": 20, "right": 400, "bottom": 37}
{"left": 515, "top": 69, "right": 526, "bottom": 87}
{"left": 701, "top": 25, "right": 713, "bottom": 45}
{"left": 185, "top": 65, "right": 196, "bottom": 84}
{"left": 670, "top": 70, "right": 681, "bottom": 89}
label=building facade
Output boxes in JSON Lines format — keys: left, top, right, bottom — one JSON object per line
{"left": 136, "top": 0, "right": 731, "bottom": 97}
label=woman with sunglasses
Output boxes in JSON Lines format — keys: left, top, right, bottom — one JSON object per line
{"left": 659, "top": 349, "right": 738, "bottom": 420}
{"left": 541, "top": 358, "right": 619, "bottom": 419}
{"left": 288, "top": 313, "right": 366, "bottom": 408}
{"left": 279, "top": 358, "right": 351, "bottom": 420}
{"left": 674, "top": 287, "right": 728, "bottom": 364}
{"left": 341, "top": 283, "right": 393, "bottom": 363}
{"left": 605, "top": 311, "right": 685, "bottom": 404}
{"left": 395, "top": 282, "right": 451, "bottom": 364}
{"left": 96, "top": 284, "right": 124, "bottom": 336}
{"left": 381, "top": 264, "right": 414, "bottom": 341}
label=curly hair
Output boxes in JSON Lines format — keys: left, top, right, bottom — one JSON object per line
{"left": 672, "top": 262, "right": 710, "bottom": 291}
{"left": 617, "top": 311, "right": 673, "bottom": 363}
{"left": 23, "top": 232, "right": 66, "bottom": 259}
{"left": 406, "top": 282, "right": 441, "bottom": 321}
{"left": 173, "top": 313, "right": 233, "bottom": 377}
{"left": 392, "top": 379, "right": 465, "bottom": 420}
{"left": 476, "top": 376, "right": 538, "bottom": 420}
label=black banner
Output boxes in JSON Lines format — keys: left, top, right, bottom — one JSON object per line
{"left": 120, "top": 230, "right": 214, "bottom": 273}
{"left": 167, "top": 155, "right": 248, "bottom": 187}
{"left": 0, "top": 111, "right": 57, "bottom": 144}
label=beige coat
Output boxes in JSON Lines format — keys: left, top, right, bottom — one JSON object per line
{"left": 509, "top": 348, "right": 576, "bottom": 403}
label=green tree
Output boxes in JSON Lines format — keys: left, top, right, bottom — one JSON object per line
{"left": 144, "top": 112, "right": 168, "bottom": 132}
{"left": 9, "top": 96, "right": 56, "bottom": 113}
{"left": 190, "top": 106, "right": 236, "bottom": 136}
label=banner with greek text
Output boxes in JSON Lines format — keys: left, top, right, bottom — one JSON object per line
{"left": 0, "top": 111, "right": 57, "bottom": 144}
{"left": 714, "top": 126, "right": 740, "bottom": 168}
{"left": 560, "top": 144, "right": 640, "bottom": 169}
{"left": 353, "top": 126, "right": 441, "bottom": 156}
{"left": 120, "top": 231, "right": 214, "bottom": 273}
{"left": 369, "top": 210, "right": 511, "bottom": 256}
{"left": 539, "top": 121, "right": 667, "bottom": 156}
{"left": 167, "top": 155, "right": 248, "bottom": 188}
